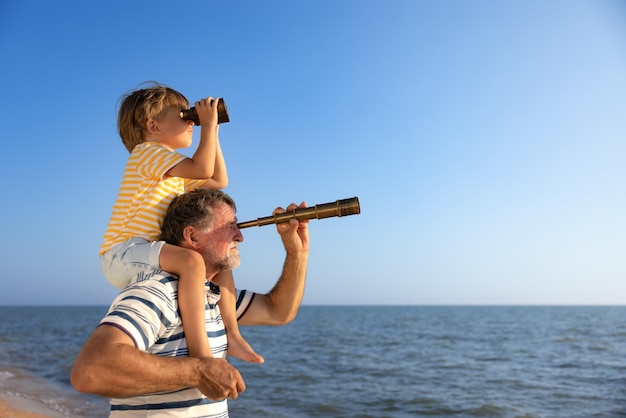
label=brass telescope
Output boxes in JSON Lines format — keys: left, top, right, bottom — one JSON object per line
{"left": 237, "top": 197, "right": 360, "bottom": 229}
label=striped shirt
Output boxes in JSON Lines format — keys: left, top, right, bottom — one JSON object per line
{"left": 100, "top": 269, "right": 256, "bottom": 417}
{"left": 100, "top": 142, "right": 205, "bottom": 255}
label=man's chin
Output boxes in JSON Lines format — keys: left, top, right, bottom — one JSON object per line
{"left": 216, "top": 256, "right": 240, "bottom": 271}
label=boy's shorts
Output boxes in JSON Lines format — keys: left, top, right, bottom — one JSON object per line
{"left": 100, "top": 238, "right": 165, "bottom": 289}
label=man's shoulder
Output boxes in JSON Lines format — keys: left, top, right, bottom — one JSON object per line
{"left": 100, "top": 270, "right": 182, "bottom": 351}
{"left": 134, "top": 269, "right": 179, "bottom": 287}
{"left": 121, "top": 270, "right": 180, "bottom": 307}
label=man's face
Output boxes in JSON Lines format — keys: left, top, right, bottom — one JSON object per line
{"left": 197, "top": 202, "right": 244, "bottom": 272}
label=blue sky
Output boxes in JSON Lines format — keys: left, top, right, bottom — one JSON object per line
{"left": 1, "top": 1, "right": 624, "bottom": 305}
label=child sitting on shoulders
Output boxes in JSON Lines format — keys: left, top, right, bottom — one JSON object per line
{"left": 100, "top": 82, "right": 263, "bottom": 364}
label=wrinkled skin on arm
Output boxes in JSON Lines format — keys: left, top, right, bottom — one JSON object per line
{"left": 70, "top": 325, "right": 245, "bottom": 400}
{"left": 238, "top": 202, "right": 310, "bottom": 326}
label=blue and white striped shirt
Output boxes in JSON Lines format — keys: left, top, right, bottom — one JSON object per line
{"left": 99, "top": 269, "right": 255, "bottom": 417}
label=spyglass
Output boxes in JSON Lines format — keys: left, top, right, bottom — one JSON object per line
{"left": 180, "top": 98, "right": 230, "bottom": 125}
{"left": 237, "top": 197, "right": 360, "bottom": 229}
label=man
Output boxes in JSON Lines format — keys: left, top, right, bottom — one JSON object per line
{"left": 71, "top": 188, "right": 310, "bottom": 417}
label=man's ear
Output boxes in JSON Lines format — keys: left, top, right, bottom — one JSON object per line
{"left": 146, "top": 119, "right": 160, "bottom": 135}
{"left": 182, "top": 226, "right": 200, "bottom": 248}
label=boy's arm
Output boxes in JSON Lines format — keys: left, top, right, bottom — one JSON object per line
{"left": 201, "top": 131, "right": 228, "bottom": 189}
{"left": 167, "top": 98, "right": 226, "bottom": 187}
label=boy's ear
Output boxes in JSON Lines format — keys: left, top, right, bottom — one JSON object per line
{"left": 146, "top": 119, "right": 160, "bottom": 135}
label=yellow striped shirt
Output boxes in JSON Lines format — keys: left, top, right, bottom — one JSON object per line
{"left": 100, "top": 142, "right": 205, "bottom": 255}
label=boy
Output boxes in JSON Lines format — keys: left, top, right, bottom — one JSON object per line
{"left": 100, "top": 82, "right": 263, "bottom": 364}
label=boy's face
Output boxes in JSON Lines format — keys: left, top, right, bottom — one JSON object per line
{"left": 148, "top": 108, "right": 194, "bottom": 150}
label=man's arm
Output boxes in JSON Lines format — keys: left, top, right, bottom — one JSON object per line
{"left": 238, "top": 202, "right": 310, "bottom": 326}
{"left": 70, "top": 325, "right": 245, "bottom": 400}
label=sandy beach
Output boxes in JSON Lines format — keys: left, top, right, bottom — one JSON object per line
{"left": 0, "top": 366, "right": 108, "bottom": 418}
{"left": 0, "top": 392, "right": 67, "bottom": 418}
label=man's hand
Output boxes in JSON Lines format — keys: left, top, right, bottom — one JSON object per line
{"left": 237, "top": 202, "right": 310, "bottom": 327}
{"left": 195, "top": 358, "right": 246, "bottom": 400}
{"left": 274, "top": 202, "right": 310, "bottom": 254}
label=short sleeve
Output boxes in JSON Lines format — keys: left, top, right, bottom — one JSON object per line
{"left": 135, "top": 143, "right": 187, "bottom": 180}
{"left": 99, "top": 277, "right": 178, "bottom": 351}
{"left": 235, "top": 289, "right": 256, "bottom": 321}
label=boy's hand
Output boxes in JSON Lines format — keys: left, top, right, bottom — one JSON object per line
{"left": 194, "top": 97, "right": 219, "bottom": 127}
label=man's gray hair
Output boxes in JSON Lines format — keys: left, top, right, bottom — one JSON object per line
{"left": 161, "top": 189, "right": 237, "bottom": 245}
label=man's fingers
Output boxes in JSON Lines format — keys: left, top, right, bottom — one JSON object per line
{"left": 228, "top": 370, "right": 245, "bottom": 400}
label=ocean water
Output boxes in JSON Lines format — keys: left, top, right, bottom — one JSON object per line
{"left": 0, "top": 306, "right": 625, "bottom": 417}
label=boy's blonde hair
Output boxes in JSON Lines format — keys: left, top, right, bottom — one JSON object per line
{"left": 117, "top": 82, "right": 190, "bottom": 152}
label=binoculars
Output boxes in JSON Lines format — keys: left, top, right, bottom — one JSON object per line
{"left": 180, "top": 98, "right": 230, "bottom": 125}
{"left": 237, "top": 197, "right": 361, "bottom": 229}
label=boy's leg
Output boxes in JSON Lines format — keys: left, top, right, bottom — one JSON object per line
{"left": 213, "top": 270, "right": 264, "bottom": 364}
{"left": 160, "top": 244, "right": 213, "bottom": 359}
{"left": 101, "top": 238, "right": 161, "bottom": 289}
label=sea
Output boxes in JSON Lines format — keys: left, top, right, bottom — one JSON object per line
{"left": 0, "top": 305, "right": 624, "bottom": 417}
